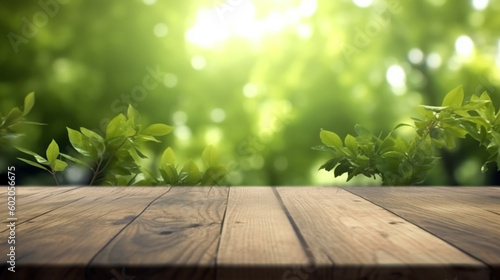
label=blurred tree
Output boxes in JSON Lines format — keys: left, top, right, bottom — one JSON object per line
{"left": 1, "top": 0, "right": 499, "bottom": 185}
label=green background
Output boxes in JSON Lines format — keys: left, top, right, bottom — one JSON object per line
{"left": 1, "top": 0, "right": 500, "bottom": 186}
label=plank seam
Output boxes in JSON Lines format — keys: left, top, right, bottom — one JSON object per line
{"left": 214, "top": 186, "right": 230, "bottom": 280}
{"left": 85, "top": 188, "right": 171, "bottom": 267}
{"left": 341, "top": 187, "right": 494, "bottom": 279}
{"left": 272, "top": 187, "right": 317, "bottom": 272}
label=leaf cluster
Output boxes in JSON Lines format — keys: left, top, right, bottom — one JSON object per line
{"left": 0, "top": 92, "right": 43, "bottom": 146}
{"left": 16, "top": 100, "right": 227, "bottom": 186}
{"left": 314, "top": 86, "right": 500, "bottom": 185}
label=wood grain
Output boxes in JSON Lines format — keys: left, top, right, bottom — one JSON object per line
{"left": 1, "top": 186, "right": 80, "bottom": 233}
{"left": 277, "top": 187, "right": 489, "bottom": 280}
{"left": 89, "top": 186, "right": 229, "bottom": 280}
{"left": 217, "top": 187, "right": 309, "bottom": 280}
{"left": 345, "top": 186, "right": 500, "bottom": 279}
{"left": 0, "top": 187, "right": 168, "bottom": 280}
{"left": 1, "top": 186, "right": 499, "bottom": 280}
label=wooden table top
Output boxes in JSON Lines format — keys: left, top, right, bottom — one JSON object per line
{"left": 1, "top": 186, "right": 499, "bottom": 280}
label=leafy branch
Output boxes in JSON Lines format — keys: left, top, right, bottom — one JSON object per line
{"left": 314, "top": 86, "right": 500, "bottom": 185}
{"left": 16, "top": 100, "right": 227, "bottom": 186}
{"left": 0, "top": 92, "right": 44, "bottom": 147}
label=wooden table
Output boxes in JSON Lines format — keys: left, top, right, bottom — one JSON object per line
{"left": 1, "top": 187, "right": 499, "bottom": 280}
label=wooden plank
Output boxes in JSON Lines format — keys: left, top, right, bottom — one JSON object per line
{"left": 217, "top": 187, "right": 309, "bottom": 280}
{"left": 16, "top": 186, "right": 78, "bottom": 198}
{"left": 345, "top": 186, "right": 500, "bottom": 279}
{"left": 430, "top": 187, "right": 500, "bottom": 215}
{"left": 1, "top": 187, "right": 80, "bottom": 232}
{"left": 0, "top": 186, "right": 76, "bottom": 200}
{"left": 277, "top": 187, "right": 490, "bottom": 280}
{"left": 0, "top": 187, "right": 168, "bottom": 280}
{"left": 89, "top": 186, "right": 229, "bottom": 280}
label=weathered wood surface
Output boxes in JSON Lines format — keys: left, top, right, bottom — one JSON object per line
{"left": 0, "top": 186, "right": 499, "bottom": 280}
{"left": 345, "top": 186, "right": 500, "bottom": 279}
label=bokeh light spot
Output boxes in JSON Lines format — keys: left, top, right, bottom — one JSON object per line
{"left": 191, "top": 55, "right": 206, "bottom": 70}
{"left": 455, "top": 35, "right": 474, "bottom": 57}
{"left": 172, "top": 111, "right": 188, "bottom": 125}
{"left": 243, "top": 83, "right": 258, "bottom": 98}
{"left": 174, "top": 125, "right": 192, "bottom": 140}
{"left": 426, "top": 52, "right": 442, "bottom": 69}
{"left": 205, "top": 127, "right": 223, "bottom": 144}
{"left": 163, "top": 73, "right": 178, "bottom": 88}
{"left": 210, "top": 108, "right": 226, "bottom": 123}
{"left": 386, "top": 65, "right": 406, "bottom": 87}
{"left": 408, "top": 48, "right": 424, "bottom": 64}
{"left": 153, "top": 23, "right": 168, "bottom": 38}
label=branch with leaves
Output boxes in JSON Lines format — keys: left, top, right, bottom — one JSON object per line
{"left": 16, "top": 99, "right": 227, "bottom": 186}
{"left": 314, "top": 86, "right": 500, "bottom": 185}
{"left": 0, "top": 92, "right": 44, "bottom": 147}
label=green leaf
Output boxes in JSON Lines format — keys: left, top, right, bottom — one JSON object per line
{"left": 344, "top": 134, "right": 357, "bottom": 153}
{"left": 201, "top": 165, "right": 227, "bottom": 186}
{"left": 142, "top": 123, "right": 173, "bottom": 136}
{"left": 319, "top": 158, "right": 340, "bottom": 171}
{"left": 80, "top": 127, "right": 104, "bottom": 141}
{"left": 46, "top": 139, "right": 59, "bottom": 165}
{"left": 354, "top": 124, "right": 371, "bottom": 137}
{"left": 161, "top": 147, "right": 176, "bottom": 166}
{"left": 17, "top": 157, "right": 49, "bottom": 171}
{"left": 441, "top": 85, "right": 464, "bottom": 107}
{"left": 60, "top": 153, "right": 91, "bottom": 168}
{"left": 202, "top": 145, "right": 219, "bottom": 167}
{"left": 15, "top": 146, "right": 49, "bottom": 165}
{"left": 67, "top": 127, "right": 95, "bottom": 159}
{"left": 2, "top": 107, "right": 23, "bottom": 128}
{"left": 334, "top": 160, "right": 351, "bottom": 177}
{"left": 23, "top": 92, "right": 35, "bottom": 116}
{"left": 320, "top": 129, "right": 343, "bottom": 150}
{"left": 127, "top": 104, "right": 141, "bottom": 127}
{"left": 394, "top": 123, "right": 413, "bottom": 130}
{"left": 181, "top": 160, "right": 202, "bottom": 185}
{"left": 137, "top": 135, "right": 160, "bottom": 143}
{"left": 106, "top": 114, "right": 135, "bottom": 140}
{"left": 311, "top": 145, "right": 335, "bottom": 152}
{"left": 419, "top": 105, "right": 448, "bottom": 112}
{"left": 52, "top": 159, "right": 68, "bottom": 172}
{"left": 160, "top": 164, "right": 178, "bottom": 185}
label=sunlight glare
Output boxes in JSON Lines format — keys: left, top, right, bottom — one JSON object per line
{"left": 472, "top": 0, "right": 489, "bottom": 10}
{"left": 386, "top": 65, "right": 407, "bottom": 95}
{"left": 186, "top": 0, "right": 317, "bottom": 48}
{"left": 455, "top": 35, "right": 474, "bottom": 57}
{"left": 353, "top": 0, "right": 373, "bottom": 8}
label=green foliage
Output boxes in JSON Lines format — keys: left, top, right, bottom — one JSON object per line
{"left": 0, "top": 92, "right": 43, "bottom": 146}
{"left": 17, "top": 139, "right": 67, "bottom": 185}
{"left": 16, "top": 102, "right": 227, "bottom": 186}
{"left": 315, "top": 86, "right": 500, "bottom": 185}
{"left": 158, "top": 145, "right": 227, "bottom": 186}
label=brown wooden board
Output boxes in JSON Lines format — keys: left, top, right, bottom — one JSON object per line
{"left": 89, "top": 186, "right": 229, "bottom": 280}
{"left": 0, "top": 187, "right": 168, "bottom": 280}
{"left": 217, "top": 187, "right": 309, "bottom": 280}
{"left": 277, "top": 187, "right": 490, "bottom": 280}
{"left": 1, "top": 187, "right": 80, "bottom": 233}
{"left": 345, "top": 186, "right": 500, "bottom": 279}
